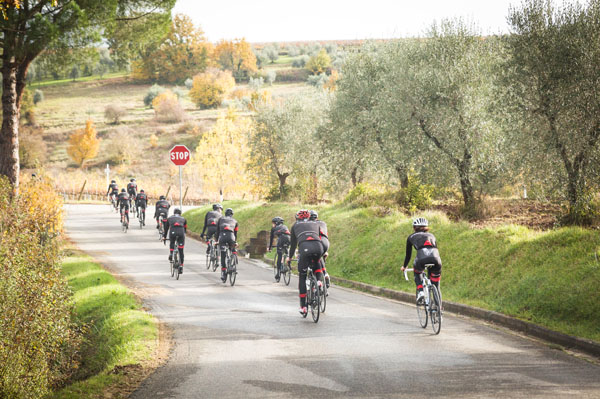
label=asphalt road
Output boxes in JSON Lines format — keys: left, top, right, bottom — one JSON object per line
{"left": 65, "top": 204, "right": 600, "bottom": 399}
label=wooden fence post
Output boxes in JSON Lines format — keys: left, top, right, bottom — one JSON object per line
{"left": 78, "top": 180, "right": 87, "bottom": 201}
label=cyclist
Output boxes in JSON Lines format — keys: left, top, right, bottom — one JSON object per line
{"left": 287, "top": 209, "right": 328, "bottom": 316}
{"left": 401, "top": 217, "right": 442, "bottom": 303}
{"left": 310, "top": 210, "right": 330, "bottom": 288}
{"left": 135, "top": 189, "right": 148, "bottom": 225}
{"left": 164, "top": 208, "right": 187, "bottom": 274}
{"left": 106, "top": 180, "right": 119, "bottom": 203}
{"left": 200, "top": 203, "right": 223, "bottom": 255}
{"left": 116, "top": 188, "right": 130, "bottom": 224}
{"left": 154, "top": 195, "right": 170, "bottom": 231}
{"left": 268, "top": 216, "right": 291, "bottom": 281}
{"left": 216, "top": 208, "right": 239, "bottom": 283}
{"left": 127, "top": 178, "right": 137, "bottom": 208}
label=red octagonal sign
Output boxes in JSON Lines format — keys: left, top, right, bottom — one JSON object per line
{"left": 169, "top": 145, "right": 191, "bottom": 166}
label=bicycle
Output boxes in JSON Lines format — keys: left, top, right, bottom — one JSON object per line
{"left": 404, "top": 265, "right": 442, "bottom": 334}
{"left": 168, "top": 237, "right": 182, "bottom": 280}
{"left": 316, "top": 259, "right": 328, "bottom": 313}
{"left": 109, "top": 194, "right": 118, "bottom": 212}
{"left": 138, "top": 206, "right": 144, "bottom": 229}
{"left": 304, "top": 262, "right": 321, "bottom": 323}
{"left": 120, "top": 208, "right": 129, "bottom": 233}
{"left": 272, "top": 244, "right": 291, "bottom": 285}
{"left": 205, "top": 237, "right": 219, "bottom": 271}
{"left": 129, "top": 198, "right": 136, "bottom": 217}
{"left": 222, "top": 244, "right": 238, "bottom": 286}
{"left": 157, "top": 216, "right": 166, "bottom": 241}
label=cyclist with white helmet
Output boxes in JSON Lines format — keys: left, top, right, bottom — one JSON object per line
{"left": 401, "top": 217, "right": 442, "bottom": 303}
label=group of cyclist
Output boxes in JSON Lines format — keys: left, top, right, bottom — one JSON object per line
{"left": 107, "top": 179, "right": 443, "bottom": 318}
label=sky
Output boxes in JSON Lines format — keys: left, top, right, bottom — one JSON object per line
{"left": 172, "top": 0, "right": 521, "bottom": 43}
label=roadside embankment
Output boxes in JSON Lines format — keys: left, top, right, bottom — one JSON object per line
{"left": 51, "top": 250, "right": 163, "bottom": 399}
{"left": 185, "top": 200, "right": 600, "bottom": 344}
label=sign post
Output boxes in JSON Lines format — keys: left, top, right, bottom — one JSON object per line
{"left": 169, "top": 145, "right": 191, "bottom": 211}
{"left": 105, "top": 164, "right": 110, "bottom": 188}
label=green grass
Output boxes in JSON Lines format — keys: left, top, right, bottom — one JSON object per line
{"left": 51, "top": 251, "right": 158, "bottom": 398}
{"left": 185, "top": 201, "right": 600, "bottom": 342}
{"left": 31, "top": 72, "right": 129, "bottom": 88}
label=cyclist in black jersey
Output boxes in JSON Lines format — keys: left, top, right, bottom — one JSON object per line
{"left": 268, "top": 216, "right": 291, "bottom": 281}
{"left": 116, "top": 188, "right": 130, "bottom": 224}
{"left": 201, "top": 203, "right": 223, "bottom": 254}
{"left": 107, "top": 180, "right": 119, "bottom": 202}
{"left": 217, "top": 208, "right": 239, "bottom": 282}
{"left": 164, "top": 208, "right": 187, "bottom": 273}
{"left": 310, "top": 210, "right": 330, "bottom": 288}
{"left": 401, "top": 217, "right": 442, "bottom": 302}
{"left": 154, "top": 196, "right": 170, "bottom": 231}
{"left": 135, "top": 189, "right": 148, "bottom": 225}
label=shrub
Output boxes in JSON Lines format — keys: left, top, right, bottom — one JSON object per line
{"left": 184, "top": 78, "right": 193, "bottom": 89}
{"left": 249, "top": 76, "right": 264, "bottom": 90}
{"left": 274, "top": 68, "right": 310, "bottom": 82}
{"left": 152, "top": 90, "right": 186, "bottom": 123}
{"left": 143, "top": 84, "right": 165, "bottom": 108}
{"left": 307, "top": 73, "right": 328, "bottom": 88}
{"left": 104, "top": 104, "right": 126, "bottom": 124}
{"left": 33, "top": 89, "right": 44, "bottom": 105}
{"left": 189, "top": 68, "right": 235, "bottom": 109}
{"left": 108, "top": 127, "right": 141, "bottom": 164}
{"left": 287, "top": 44, "right": 301, "bottom": 57}
{"left": 248, "top": 90, "right": 272, "bottom": 111}
{"left": 263, "top": 45, "right": 279, "bottom": 63}
{"left": 0, "top": 176, "right": 81, "bottom": 399}
{"left": 292, "top": 55, "right": 310, "bottom": 68}
{"left": 265, "top": 70, "right": 277, "bottom": 85}
{"left": 560, "top": 191, "right": 600, "bottom": 226}
{"left": 306, "top": 49, "right": 331, "bottom": 75}
{"left": 19, "top": 126, "right": 47, "bottom": 168}
{"left": 150, "top": 134, "right": 158, "bottom": 148}
{"left": 396, "top": 174, "right": 434, "bottom": 213}
{"left": 229, "top": 87, "right": 252, "bottom": 100}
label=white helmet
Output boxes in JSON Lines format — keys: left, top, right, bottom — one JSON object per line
{"left": 412, "top": 217, "right": 428, "bottom": 227}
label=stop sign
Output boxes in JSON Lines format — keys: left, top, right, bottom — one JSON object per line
{"left": 169, "top": 145, "right": 191, "bottom": 166}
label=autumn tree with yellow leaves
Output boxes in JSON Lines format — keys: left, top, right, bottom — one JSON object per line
{"left": 213, "top": 39, "right": 258, "bottom": 81}
{"left": 133, "top": 14, "right": 211, "bottom": 83}
{"left": 189, "top": 68, "right": 235, "bottom": 109}
{"left": 193, "top": 109, "right": 252, "bottom": 200}
{"left": 67, "top": 120, "right": 100, "bottom": 168}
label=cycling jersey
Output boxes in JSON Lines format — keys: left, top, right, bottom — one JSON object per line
{"left": 403, "top": 232, "right": 442, "bottom": 268}
{"left": 269, "top": 224, "right": 291, "bottom": 251}
{"left": 107, "top": 183, "right": 119, "bottom": 195}
{"left": 154, "top": 200, "right": 170, "bottom": 218}
{"left": 289, "top": 220, "right": 326, "bottom": 309}
{"left": 135, "top": 192, "right": 148, "bottom": 207}
{"left": 116, "top": 192, "right": 130, "bottom": 209}
{"left": 127, "top": 182, "right": 137, "bottom": 195}
{"left": 217, "top": 216, "right": 239, "bottom": 240}
{"left": 202, "top": 210, "right": 222, "bottom": 236}
{"left": 165, "top": 215, "right": 187, "bottom": 265}
{"left": 288, "top": 220, "right": 327, "bottom": 260}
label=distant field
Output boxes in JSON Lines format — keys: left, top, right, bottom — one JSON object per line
{"left": 30, "top": 73, "right": 310, "bottom": 200}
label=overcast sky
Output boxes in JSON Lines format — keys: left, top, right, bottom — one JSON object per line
{"left": 172, "top": 0, "right": 521, "bottom": 42}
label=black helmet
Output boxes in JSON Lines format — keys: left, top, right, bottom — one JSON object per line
{"left": 121, "top": 188, "right": 126, "bottom": 192}
{"left": 309, "top": 210, "right": 318, "bottom": 220}
{"left": 225, "top": 208, "right": 233, "bottom": 216}
{"left": 130, "top": 178, "right": 135, "bottom": 182}
{"left": 111, "top": 179, "right": 116, "bottom": 183}
{"left": 174, "top": 208, "right": 182, "bottom": 215}
{"left": 159, "top": 195, "right": 165, "bottom": 200}
{"left": 272, "top": 216, "right": 284, "bottom": 225}
{"left": 213, "top": 203, "right": 223, "bottom": 211}
{"left": 140, "top": 189, "right": 144, "bottom": 193}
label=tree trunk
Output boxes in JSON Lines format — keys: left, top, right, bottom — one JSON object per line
{"left": 350, "top": 166, "right": 359, "bottom": 187}
{"left": 277, "top": 172, "right": 289, "bottom": 200}
{"left": 396, "top": 165, "right": 408, "bottom": 188}
{"left": 0, "top": 65, "right": 20, "bottom": 187}
{"left": 457, "top": 152, "right": 476, "bottom": 212}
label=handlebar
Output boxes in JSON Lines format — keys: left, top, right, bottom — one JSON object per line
{"left": 403, "top": 268, "right": 414, "bottom": 281}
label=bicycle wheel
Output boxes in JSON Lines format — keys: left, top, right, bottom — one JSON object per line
{"left": 430, "top": 285, "right": 442, "bottom": 334}
{"left": 229, "top": 254, "right": 237, "bottom": 286}
{"left": 273, "top": 253, "right": 279, "bottom": 281}
{"left": 318, "top": 274, "right": 327, "bottom": 313}
{"left": 309, "top": 276, "right": 320, "bottom": 323}
{"left": 417, "top": 292, "right": 428, "bottom": 328}
{"left": 283, "top": 264, "right": 291, "bottom": 285}
{"left": 212, "top": 248, "right": 219, "bottom": 272}
{"left": 170, "top": 260, "right": 175, "bottom": 277}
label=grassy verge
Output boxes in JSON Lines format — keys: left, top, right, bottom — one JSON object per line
{"left": 51, "top": 250, "right": 159, "bottom": 399}
{"left": 185, "top": 201, "right": 600, "bottom": 342}
{"left": 31, "top": 72, "right": 129, "bottom": 88}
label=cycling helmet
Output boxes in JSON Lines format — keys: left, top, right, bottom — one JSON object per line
{"left": 309, "top": 210, "right": 318, "bottom": 220}
{"left": 412, "top": 217, "right": 429, "bottom": 227}
{"left": 225, "top": 208, "right": 234, "bottom": 216}
{"left": 111, "top": 179, "right": 116, "bottom": 183}
{"left": 130, "top": 178, "right": 135, "bottom": 182}
{"left": 212, "top": 203, "right": 223, "bottom": 211}
{"left": 121, "top": 188, "right": 126, "bottom": 192}
{"left": 296, "top": 209, "right": 310, "bottom": 220}
{"left": 174, "top": 208, "right": 182, "bottom": 215}
{"left": 272, "top": 216, "right": 284, "bottom": 225}
{"left": 159, "top": 195, "right": 165, "bottom": 200}
{"left": 140, "top": 189, "right": 144, "bottom": 193}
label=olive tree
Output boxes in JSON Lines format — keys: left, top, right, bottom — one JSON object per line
{"left": 506, "top": 0, "right": 600, "bottom": 221}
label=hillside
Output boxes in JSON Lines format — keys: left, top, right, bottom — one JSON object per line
{"left": 185, "top": 200, "right": 600, "bottom": 343}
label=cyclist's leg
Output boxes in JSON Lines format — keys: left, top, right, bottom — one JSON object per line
{"left": 168, "top": 231, "right": 175, "bottom": 260}
{"left": 125, "top": 204, "right": 130, "bottom": 222}
{"left": 297, "top": 255, "right": 308, "bottom": 309}
{"left": 414, "top": 261, "right": 426, "bottom": 296}
{"left": 427, "top": 261, "right": 442, "bottom": 290}
{"left": 162, "top": 215, "right": 168, "bottom": 233}
{"left": 177, "top": 232, "right": 185, "bottom": 266}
